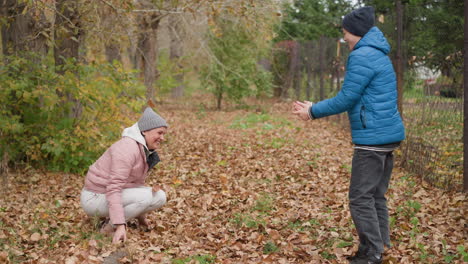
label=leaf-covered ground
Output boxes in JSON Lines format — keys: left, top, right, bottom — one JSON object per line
{"left": 0, "top": 102, "right": 466, "bottom": 263}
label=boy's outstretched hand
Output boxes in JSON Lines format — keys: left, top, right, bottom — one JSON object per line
{"left": 292, "top": 101, "right": 313, "bottom": 121}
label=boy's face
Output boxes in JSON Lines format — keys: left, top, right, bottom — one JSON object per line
{"left": 342, "top": 28, "right": 361, "bottom": 51}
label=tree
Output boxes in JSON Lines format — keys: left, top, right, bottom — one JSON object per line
{"left": 54, "top": 0, "right": 84, "bottom": 119}
{"left": 202, "top": 15, "right": 272, "bottom": 110}
{"left": 365, "top": 0, "right": 464, "bottom": 93}
{"left": 396, "top": 0, "right": 404, "bottom": 115}
{"left": 101, "top": 4, "right": 122, "bottom": 63}
{"left": 169, "top": 13, "right": 185, "bottom": 98}
{"left": 464, "top": 0, "right": 467, "bottom": 192}
{"left": 1, "top": 0, "right": 50, "bottom": 60}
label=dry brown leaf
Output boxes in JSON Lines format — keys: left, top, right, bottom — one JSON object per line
{"left": 0, "top": 104, "right": 466, "bottom": 263}
{"left": 0, "top": 251, "right": 8, "bottom": 261}
{"left": 30, "top": 232, "right": 41, "bottom": 242}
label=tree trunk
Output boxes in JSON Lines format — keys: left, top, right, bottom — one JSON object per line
{"left": 305, "top": 41, "right": 313, "bottom": 101}
{"left": 105, "top": 43, "right": 121, "bottom": 64}
{"left": 336, "top": 38, "right": 341, "bottom": 92}
{"left": 319, "top": 36, "right": 325, "bottom": 101}
{"left": 0, "top": 151, "right": 8, "bottom": 192}
{"left": 54, "top": 0, "right": 81, "bottom": 69}
{"left": 216, "top": 86, "right": 223, "bottom": 110}
{"left": 169, "top": 14, "right": 185, "bottom": 98}
{"left": 137, "top": 11, "right": 161, "bottom": 105}
{"left": 101, "top": 4, "right": 121, "bottom": 64}
{"left": 273, "top": 48, "right": 287, "bottom": 98}
{"left": 396, "top": 0, "right": 404, "bottom": 117}
{"left": 293, "top": 42, "right": 302, "bottom": 99}
{"left": 54, "top": 0, "right": 83, "bottom": 119}
{"left": 1, "top": 0, "right": 49, "bottom": 59}
{"left": 283, "top": 42, "right": 299, "bottom": 98}
{"left": 463, "top": 0, "right": 468, "bottom": 192}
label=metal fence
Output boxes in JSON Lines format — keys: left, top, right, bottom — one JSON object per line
{"left": 400, "top": 92, "right": 463, "bottom": 191}
{"left": 327, "top": 89, "right": 463, "bottom": 191}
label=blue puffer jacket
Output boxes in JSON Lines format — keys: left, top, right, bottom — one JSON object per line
{"left": 311, "top": 26, "right": 405, "bottom": 145}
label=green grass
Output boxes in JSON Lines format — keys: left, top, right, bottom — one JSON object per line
{"left": 230, "top": 213, "right": 266, "bottom": 229}
{"left": 263, "top": 241, "right": 279, "bottom": 254}
{"left": 336, "top": 240, "right": 353, "bottom": 248}
{"left": 287, "top": 218, "right": 320, "bottom": 232}
{"left": 172, "top": 254, "right": 216, "bottom": 264}
{"left": 229, "top": 113, "right": 291, "bottom": 130}
{"left": 253, "top": 193, "right": 274, "bottom": 214}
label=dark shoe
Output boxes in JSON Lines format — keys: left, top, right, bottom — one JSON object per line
{"left": 367, "top": 255, "right": 383, "bottom": 264}
{"left": 347, "top": 252, "right": 384, "bottom": 264}
{"left": 347, "top": 251, "right": 367, "bottom": 264}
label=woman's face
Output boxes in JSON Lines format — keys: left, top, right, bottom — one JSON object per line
{"left": 342, "top": 28, "right": 361, "bottom": 51}
{"left": 142, "top": 127, "right": 167, "bottom": 150}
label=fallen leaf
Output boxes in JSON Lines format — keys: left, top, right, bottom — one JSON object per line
{"left": 30, "top": 232, "right": 41, "bottom": 242}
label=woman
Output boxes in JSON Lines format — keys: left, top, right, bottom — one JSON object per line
{"left": 80, "top": 107, "right": 168, "bottom": 243}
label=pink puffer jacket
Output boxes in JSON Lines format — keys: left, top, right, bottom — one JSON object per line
{"left": 84, "top": 123, "right": 149, "bottom": 225}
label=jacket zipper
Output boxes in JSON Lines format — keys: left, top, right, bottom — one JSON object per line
{"left": 360, "top": 105, "right": 367, "bottom": 128}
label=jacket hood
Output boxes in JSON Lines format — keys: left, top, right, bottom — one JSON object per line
{"left": 354, "top": 26, "right": 390, "bottom": 54}
{"left": 122, "top": 123, "right": 148, "bottom": 149}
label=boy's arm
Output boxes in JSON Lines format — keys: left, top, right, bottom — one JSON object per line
{"left": 312, "top": 53, "right": 373, "bottom": 119}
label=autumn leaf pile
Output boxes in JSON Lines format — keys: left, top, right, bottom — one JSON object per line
{"left": 0, "top": 102, "right": 466, "bottom": 264}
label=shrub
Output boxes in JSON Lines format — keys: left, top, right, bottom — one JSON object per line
{"left": 0, "top": 55, "right": 145, "bottom": 173}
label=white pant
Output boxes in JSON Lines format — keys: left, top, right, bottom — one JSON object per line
{"left": 80, "top": 186, "right": 166, "bottom": 221}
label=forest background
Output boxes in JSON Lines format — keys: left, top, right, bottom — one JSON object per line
{"left": 0, "top": 0, "right": 466, "bottom": 263}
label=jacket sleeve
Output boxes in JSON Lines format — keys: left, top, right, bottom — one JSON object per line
{"left": 311, "top": 53, "right": 374, "bottom": 118}
{"left": 105, "top": 139, "right": 137, "bottom": 225}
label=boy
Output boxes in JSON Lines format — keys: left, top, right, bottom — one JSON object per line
{"left": 293, "top": 6, "right": 405, "bottom": 264}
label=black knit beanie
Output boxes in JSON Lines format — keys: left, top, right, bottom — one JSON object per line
{"left": 342, "top": 6, "right": 375, "bottom": 37}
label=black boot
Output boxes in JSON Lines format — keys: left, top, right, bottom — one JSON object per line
{"left": 367, "top": 254, "right": 383, "bottom": 264}
{"left": 347, "top": 252, "right": 383, "bottom": 264}
{"left": 347, "top": 250, "right": 367, "bottom": 264}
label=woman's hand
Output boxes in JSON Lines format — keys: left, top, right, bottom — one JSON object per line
{"left": 112, "top": 224, "right": 127, "bottom": 244}
{"left": 292, "top": 101, "right": 313, "bottom": 121}
{"left": 152, "top": 184, "right": 162, "bottom": 193}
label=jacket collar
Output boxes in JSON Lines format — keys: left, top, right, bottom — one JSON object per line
{"left": 354, "top": 26, "right": 390, "bottom": 55}
{"left": 121, "top": 123, "right": 161, "bottom": 169}
{"left": 121, "top": 123, "right": 148, "bottom": 150}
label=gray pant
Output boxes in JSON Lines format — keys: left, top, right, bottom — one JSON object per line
{"left": 349, "top": 148, "right": 394, "bottom": 256}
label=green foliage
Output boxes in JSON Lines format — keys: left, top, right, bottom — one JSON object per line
{"left": 366, "top": 0, "right": 463, "bottom": 88}
{"left": 201, "top": 17, "right": 273, "bottom": 110}
{"left": 0, "top": 55, "right": 145, "bottom": 173}
{"left": 275, "top": 0, "right": 352, "bottom": 41}
{"left": 155, "top": 51, "right": 187, "bottom": 99}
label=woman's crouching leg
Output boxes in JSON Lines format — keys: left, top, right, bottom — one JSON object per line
{"left": 121, "top": 187, "right": 166, "bottom": 221}
{"left": 80, "top": 189, "right": 109, "bottom": 219}
{"left": 145, "top": 189, "right": 167, "bottom": 213}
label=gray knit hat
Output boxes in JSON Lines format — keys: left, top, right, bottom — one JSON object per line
{"left": 138, "top": 107, "right": 168, "bottom": 132}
